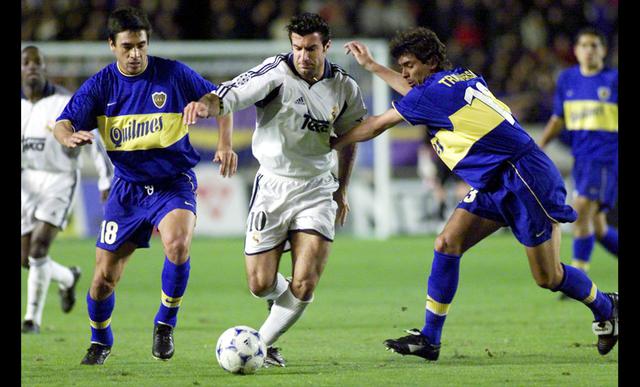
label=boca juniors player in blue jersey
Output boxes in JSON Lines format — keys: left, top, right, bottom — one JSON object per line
{"left": 334, "top": 28, "right": 618, "bottom": 360}
{"left": 539, "top": 28, "right": 618, "bottom": 279}
{"left": 53, "top": 7, "right": 237, "bottom": 365}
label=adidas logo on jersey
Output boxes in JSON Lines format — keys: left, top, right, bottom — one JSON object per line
{"left": 295, "top": 96, "right": 305, "bottom": 105}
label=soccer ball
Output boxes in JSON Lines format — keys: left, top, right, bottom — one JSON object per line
{"left": 215, "top": 325, "right": 266, "bottom": 374}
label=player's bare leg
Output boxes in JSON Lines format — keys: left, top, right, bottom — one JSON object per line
{"left": 90, "top": 244, "right": 136, "bottom": 301}
{"left": 385, "top": 208, "right": 503, "bottom": 360}
{"left": 434, "top": 208, "right": 504, "bottom": 255}
{"left": 525, "top": 223, "right": 564, "bottom": 289}
{"left": 151, "top": 209, "right": 196, "bottom": 360}
{"left": 257, "top": 231, "right": 331, "bottom": 367}
{"left": 82, "top": 243, "right": 136, "bottom": 365}
{"left": 594, "top": 210, "right": 618, "bottom": 258}
{"left": 21, "top": 234, "right": 30, "bottom": 269}
{"left": 569, "top": 195, "right": 601, "bottom": 272}
{"left": 525, "top": 223, "right": 618, "bottom": 355}
{"left": 158, "top": 209, "right": 196, "bottom": 265}
{"left": 593, "top": 211, "right": 608, "bottom": 240}
{"left": 245, "top": 243, "right": 286, "bottom": 299}
{"left": 22, "top": 221, "right": 80, "bottom": 333}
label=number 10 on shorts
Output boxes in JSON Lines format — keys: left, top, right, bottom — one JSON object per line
{"left": 100, "top": 220, "right": 119, "bottom": 245}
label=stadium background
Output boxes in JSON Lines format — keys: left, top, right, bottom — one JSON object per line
{"left": 20, "top": 2, "right": 620, "bottom": 385}
{"left": 21, "top": 0, "right": 619, "bottom": 239}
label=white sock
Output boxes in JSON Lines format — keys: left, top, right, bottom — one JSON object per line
{"left": 252, "top": 272, "right": 289, "bottom": 300}
{"left": 24, "top": 256, "right": 52, "bottom": 326}
{"left": 258, "top": 285, "right": 312, "bottom": 346}
{"left": 48, "top": 257, "right": 74, "bottom": 289}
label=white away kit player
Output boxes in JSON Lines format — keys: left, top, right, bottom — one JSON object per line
{"left": 21, "top": 46, "right": 113, "bottom": 333}
{"left": 183, "top": 13, "right": 366, "bottom": 366}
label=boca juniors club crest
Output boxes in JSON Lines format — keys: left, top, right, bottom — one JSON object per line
{"left": 597, "top": 87, "right": 611, "bottom": 101}
{"left": 152, "top": 91, "right": 167, "bottom": 109}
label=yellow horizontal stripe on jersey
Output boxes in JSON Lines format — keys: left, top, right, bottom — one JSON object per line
{"left": 97, "top": 113, "right": 188, "bottom": 151}
{"left": 563, "top": 100, "right": 618, "bottom": 132}
{"left": 433, "top": 98, "right": 505, "bottom": 170}
{"left": 582, "top": 283, "right": 598, "bottom": 304}
{"left": 426, "top": 295, "right": 450, "bottom": 316}
{"left": 161, "top": 290, "right": 183, "bottom": 308}
{"left": 89, "top": 317, "right": 112, "bottom": 329}
{"left": 188, "top": 126, "right": 254, "bottom": 148}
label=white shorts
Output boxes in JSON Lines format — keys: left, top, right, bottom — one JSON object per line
{"left": 244, "top": 168, "right": 339, "bottom": 255}
{"left": 21, "top": 169, "right": 80, "bottom": 235}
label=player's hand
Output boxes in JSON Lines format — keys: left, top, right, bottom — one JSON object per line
{"left": 183, "top": 101, "right": 210, "bottom": 125}
{"left": 344, "top": 41, "right": 375, "bottom": 71}
{"left": 329, "top": 136, "right": 344, "bottom": 151}
{"left": 62, "top": 131, "right": 94, "bottom": 148}
{"left": 100, "top": 188, "right": 110, "bottom": 202}
{"left": 333, "top": 188, "right": 350, "bottom": 226}
{"left": 214, "top": 147, "right": 238, "bottom": 178}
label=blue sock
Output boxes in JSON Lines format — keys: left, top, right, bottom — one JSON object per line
{"left": 421, "top": 251, "right": 461, "bottom": 345}
{"left": 154, "top": 257, "right": 190, "bottom": 327}
{"left": 554, "top": 263, "right": 613, "bottom": 321}
{"left": 87, "top": 291, "right": 115, "bottom": 347}
{"left": 598, "top": 228, "right": 618, "bottom": 257}
{"left": 572, "top": 234, "right": 595, "bottom": 271}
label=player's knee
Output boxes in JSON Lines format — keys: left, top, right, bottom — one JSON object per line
{"left": 92, "top": 273, "right": 118, "bottom": 296}
{"left": 594, "top": 224, "right": 607, "bottom": 240}
{"left": 163, "top": 235, "right": 191, "bottom": 262}
{"left": 532, "top": 268, "right": 563, "bottom": 290}
{"left": 247, "top": 276, "right": 275, "bottom": 298}
{"left": 533, "top": 275, "right": 555, "bottom": 289}
{"left": 21, "top": 252, "right": 30, "bottom": 269}
{"left": 289, "top": 277, "right": 316, "bottom": 301}
{"left": 434, "top": 233, "right": 463, "bottom": 255}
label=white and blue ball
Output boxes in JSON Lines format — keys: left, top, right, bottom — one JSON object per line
{"left": 216, "top": 325, "right": 266, "bottom": 374}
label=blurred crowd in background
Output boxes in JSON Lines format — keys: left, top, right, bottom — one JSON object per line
{"left": 22, "top": 0, "right": 618, "bottom": 123}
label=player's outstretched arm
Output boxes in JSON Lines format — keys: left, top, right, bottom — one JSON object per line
{"left": 537, "top": 115, "right": 565, "bottom": 149}
{"left": 344, "top": 41, "right": 412, "bottom": 96}
{"left": 331, "top": 108, "right": 404, "bottom": 152}
{"left": 213, "top": 113, "right": 238, "bottom": 178}
{"left": 183, "top": 92, "right": 222, "bottom": 125}
{"left": 53, "top": 119, "right": 94, "bottom": 148}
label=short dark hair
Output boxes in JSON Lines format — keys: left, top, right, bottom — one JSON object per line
{"left": 107, "top": 6, "right": 152, "bottom": 43}
{"left": 22, "top": 45, "right": 39, "bottom": 54}
{"left": 286, "top": 13, "right": 331, "bottom": 46}
{"left": 390, "top": 27, "right": 452, "bottom": 71}
{"left": 576, "top": 27, "right": 607, "bottom": 47}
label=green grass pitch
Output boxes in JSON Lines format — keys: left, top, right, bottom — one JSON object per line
{"left": 21, "top": 233, "right": 618, "bottom": 386}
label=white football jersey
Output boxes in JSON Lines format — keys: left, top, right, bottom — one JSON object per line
{"left": 21, "top": 84, "right": 113, "bottom": 190}
{"left": 215, "top": 53, "right": 367, "bottom": 178}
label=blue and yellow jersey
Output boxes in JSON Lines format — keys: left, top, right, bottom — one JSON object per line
{"left": 393, "top": 67, "right": 535, "bottom": 189}
{"left": 552, "top": 66, "right": 618, "bottom": 162}
{"left": 57, "top": 55, "right": 216, "bottom": 183}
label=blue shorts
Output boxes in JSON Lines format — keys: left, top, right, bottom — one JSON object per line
{"left": 572, "top": 158, "right": 618, "bottom": 211}
{"left": 457, "top": 148, "right": 577, "bottom": 247}
{"left": 96, "top": 170, "right": 198, "bottom": 252}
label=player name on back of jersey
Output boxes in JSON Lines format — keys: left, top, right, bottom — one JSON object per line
{"left": 438, "top": 69, "right": 478, "bottom": 87}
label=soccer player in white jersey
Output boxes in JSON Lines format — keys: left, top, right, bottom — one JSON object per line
{"left": 184, "top": 13, "right": 366, "bottom": 367}
{"left": 21, "top": 46, "right": 113, "bottom": 334}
